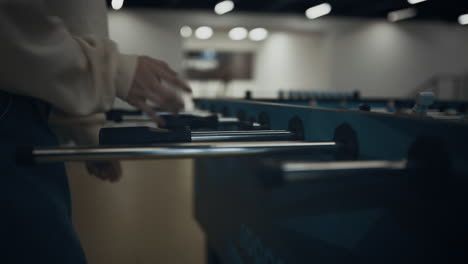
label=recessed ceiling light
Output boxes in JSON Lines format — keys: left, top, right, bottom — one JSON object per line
{"left": 195, "top": 26, "right": 214, "bottom": 40}
{"left": 180, "top": 26, "right": 193, "bottom": 38}
{"left": 215, "top": 1, "right": 235, "bottom": 15}
{"left": 305, "top": 3, "right": 332, "bottom": 20}
{"left": 229, "top": 27, "right": 248, "bottom": 40}
{"left": 249, "top": 28, "right": 269, "bottom": 41}
{"left": 407, "top": 0, "right": 427, "bottom": 5}
{"left": 388, "top": 8, "right": 417, "bottom": 22}
{"left": 459, "top": 14, "right": 468, "bottom": 25}
{"left": 111, "top": 0, "right": 124, "bottom": 11}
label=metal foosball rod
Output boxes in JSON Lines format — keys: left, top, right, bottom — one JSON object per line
{"left": 191, "top": 130, "right": 296, "bottom": 142}
{"left": 217, "top": 117, "right": 242, "bottom": 124}
{"left": 259, "top": 160, "right": 409, "bottom": 186}
{"left": 17, "top": 141, "right": 339, "bottom": 164}
{"left": 281, "top": 160, "right": 407, "bottom": 182}
{"left": 217, "top": 117, "right": 263, "bottom": 128}
{"left": 111, "top": 115, "right": 254, "bottom": 126}
{"left": 98, "top": 127, "right": 300, "bottom": 144}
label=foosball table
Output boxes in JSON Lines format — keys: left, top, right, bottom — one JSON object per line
{"left": 18, "top": 94, "right": 468, "bottom": 263}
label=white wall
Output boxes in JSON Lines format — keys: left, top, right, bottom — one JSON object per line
{"left": 330, "top": 21, "right": 468, "bottom": 98}
{"left": 108, "top": 10, "right": 186, "bottom": 109}
{"left": 109, "top": 10, "right": 183, "bottom": 68}
{"left": 185, "top": 30, "right": 329, "bottom": 98}
{"left": 254, "top": 31, "right": 330, "bottom": 97}
{"left": 180, "top": 11, "right": 468, "bottom": 99}
{"left": 106, "top": 9, "right": 468, "bottom": 100}
{"left": 183, "top": 29, "right": 261, "bottom": 98}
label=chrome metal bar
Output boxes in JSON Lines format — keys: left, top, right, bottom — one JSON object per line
{"left": 115, "top": 115, "right": 241, "bottom": 123}
{"left": 217, "top": 116, "right": 262, "bottom": 128}
{"left": 192, "top": 130, "right": 289, "bottom": 135}
{"left": 191, "top": 130, "right": 296, "bottom": 142}
{"left": 218, "top": 117, "right": 240, "bottom": 124}
{"left": 28, "top": 141, "right": 338, "bottom": 164}
{"left": 281, "top": 160, "right": 407, "bottom": 183}
{"left": 112, "top": 116, "right": 261, "bottom": 128}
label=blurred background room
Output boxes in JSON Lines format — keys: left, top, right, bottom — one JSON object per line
{"left": 67, "top": 1, "right": 468, "bottom": 263}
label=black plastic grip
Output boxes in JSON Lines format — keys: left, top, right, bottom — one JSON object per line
{"left": 160, "top": 115, "right": 219, "bottom": 130}
{"left": 99, "top": 126, "right": 192, "bottom": 145}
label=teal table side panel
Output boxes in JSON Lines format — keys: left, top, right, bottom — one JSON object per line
{"left": 196, "top": 99, "right": 468, "bottom": 173}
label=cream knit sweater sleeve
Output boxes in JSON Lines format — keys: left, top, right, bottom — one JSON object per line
{"left": 0, "top": 0, "right": 137, "bottom": 116}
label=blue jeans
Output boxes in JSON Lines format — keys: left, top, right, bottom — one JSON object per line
{"left": 0, "top": 91, "right": 87, "bottom": 263}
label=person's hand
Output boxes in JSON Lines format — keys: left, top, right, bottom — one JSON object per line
{"left": 126, "top": 56, "right": 192, "bottom": 126}
{"left": 86, "top": 161, "right": 122, "bottom": 183}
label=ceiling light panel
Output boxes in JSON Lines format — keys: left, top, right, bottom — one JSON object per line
{"left": 215, "top": 1, "right": 235, "bottom": 15}
{"left": 249, "top": 28, "right": 269, "bottom": 41}
{"left": 459, "top": 14, "right": 468, "bottom": 25}
{"left": 111, "top": 0, "right": 124, "bottom": 10}
{"left": 388, "top": 8, "right": 417, "bottom": 22}
{"left": 180, "top": 26, "right": 193, "bottom": 38}
{"left": 306, "top": 3, "right": 332, "bottom": 20}
{"left": 407, "top": 0, "right": 427, "bottom": 5}
{"left": 229, "top": 27, "right": 248, "bottom": 40}
{"left": 195, "top": 26, "right": 214, "bottom": 40}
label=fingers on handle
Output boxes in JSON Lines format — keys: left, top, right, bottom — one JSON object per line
{"left": 113, "top": 162, "right": 123, "bottom": 181}
{"left": 86, "top": 161, "right": 122, "bottom": 183}
{"left": 166, "top": 75, "right": 192, "bottom": 93}
{"left": 147, "top": 81, "right": 185, "bottom": 113}
{"left": 134, "top": 100, "right": 166, "bottom": 126}
{"left": 155, "top": 59, "right": 178, "bottom": 76}
{"left": 107, "top": 162, "right": 122, "bottom": 183}
{"left": 86, "top": 165, "right": 97, "bottom": 176}
{"left": 145, "top": 57, "right": 192, "bottom": 93}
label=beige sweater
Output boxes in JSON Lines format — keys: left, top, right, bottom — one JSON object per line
{"left": 0, "top": 0, "right": 137, "bottom": 144}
